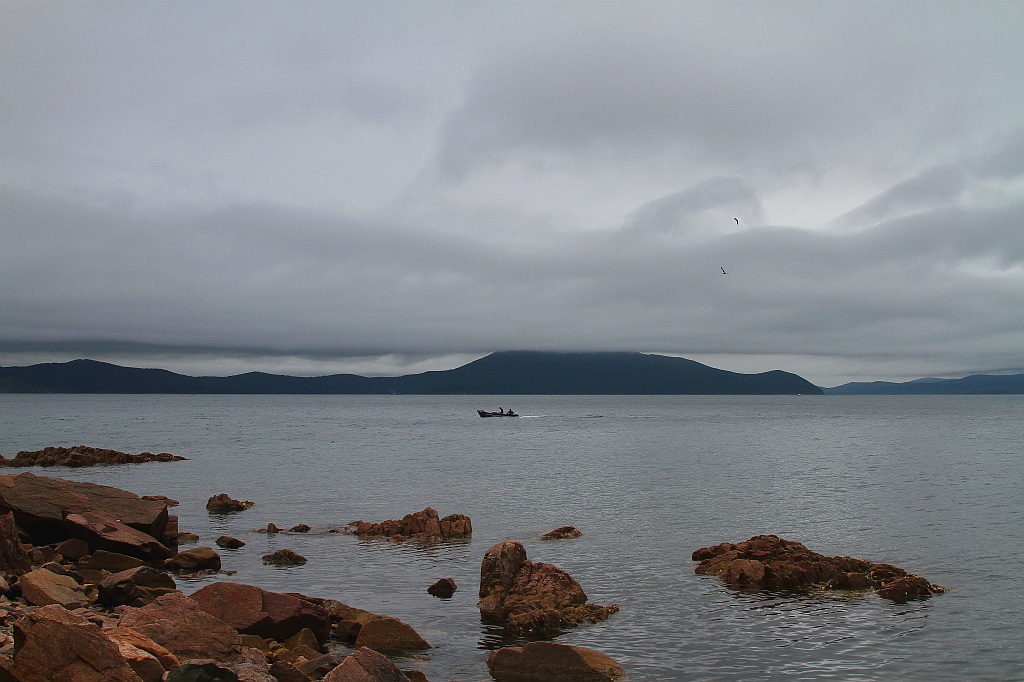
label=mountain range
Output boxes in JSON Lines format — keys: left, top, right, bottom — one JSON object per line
{"left": 823, "top": 373, "right": 1024, "bottom": 395}
{"left": 0, "top": 351, "right": 822, "bottom": 395}
{"left": 3, "top": 352, "right": 1020, "bottom": 395}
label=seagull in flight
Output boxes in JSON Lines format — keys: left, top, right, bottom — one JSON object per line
{"left": 721, "top": 266, "right": 728, "bottom": 275}
{"left": 733, "top": 217, "right": 739, "bottom": 225}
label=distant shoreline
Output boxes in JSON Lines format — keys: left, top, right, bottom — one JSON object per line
{"left": 0, "top": 352, "right": 823, "bottom": 395}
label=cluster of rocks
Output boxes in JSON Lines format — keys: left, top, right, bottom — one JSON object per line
{"left": 0, "top": 446, "right": 186, "bottom": 468}
{"left": 0, "top": 469, "right": 627, "bottom": 681}
{"left": 345, "top": 507, "right": 472, "bottom": 542}
{"left": 692, "top": 534, "right": 946, "bottom": 603}
{"left": 0, "top": 472, "right": 437, "bottom": 680}
{"left": 2, "top": 583, "right": 438, "bottom": 681}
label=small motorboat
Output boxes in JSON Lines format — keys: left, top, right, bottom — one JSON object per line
{"left": 478, "top": 409, "right": 518, "bottom": 418}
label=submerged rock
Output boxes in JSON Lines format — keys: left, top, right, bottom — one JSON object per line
{"left": 478, "top": 540, "right": 618, "bottom": 636}
{"left": 262, "top": 549, "right": 307, "bottom": 566}
{"left": 427, "top": 577, "right": 457, "bottom": 598}
{"left": 692, "top": 534, "right": 945, "bottom": 602}
{"left": 541, "top": 525, "right": 583, "bottom": 540}
{"left": 175, "top": 532, "right": 200, "bottom": 545}
{"left": 488, "top": 641, "right": 626, "bottom": 681}
{"left": 216, "top": 535, "right": 246, "bottom": 549}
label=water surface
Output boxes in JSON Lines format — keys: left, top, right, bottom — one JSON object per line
{"left": 1, "top": 394, "right": 1021, "bottom": 680}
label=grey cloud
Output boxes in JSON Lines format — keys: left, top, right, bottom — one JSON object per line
{"left": 2, "top": 2, "right": 1023, "bottom": 386}
{"left": 830, "top": 165, "right": 970, "bottom": 230}
{"left": 5, "top": 178, "right": 1019, "bottom": 374}
{"left": 623, "top": 177, "right": 765, "bottom": 235}
{"left": 433, "top": 3, "right": 1023, "bottom": 180}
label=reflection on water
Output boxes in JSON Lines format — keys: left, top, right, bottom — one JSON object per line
{"left": 0, "top": 394, "right": 1022, "bottom": 680}
{"left": 476, "top": 620, "right": 549, "bottom": 651}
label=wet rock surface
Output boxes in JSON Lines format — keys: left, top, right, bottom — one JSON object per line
{"left": 353, "top": 617, "right": 431, "bottom": 654}
{"left": 541, "top": 525, "right": 583, "bottom": 540}
{"left": 206, "top": 493, "right": 255, "bottom": 513}
{"left": 692, "top": 534, "right": 946, "bottom": 602}
{"left": 478, "top": 540, "right": 619, "bottom": 636}
{"left": 0, "top": 472, "right": 448, "bottom": 682}
{"left": 345, "top": 507, "right": 472, "bottom": 542}
{"left": 427, "top": 578, "right": 457, "bottom": 598}
{"left": 0, "top": 445, "right": 186, "bottom": 467}
{"left": 487, "top": 641, "right": 626, "bottom": 681}
{"left": 262, "top": 549, "right": 307, "bottom": 566}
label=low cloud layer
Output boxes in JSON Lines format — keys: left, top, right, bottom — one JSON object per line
{"left": 2, "top": 2, "right": 1022, "bottom": 386}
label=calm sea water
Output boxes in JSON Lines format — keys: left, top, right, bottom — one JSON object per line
{"left": 1, "top": 394, "right": 1022, "bottom": 681}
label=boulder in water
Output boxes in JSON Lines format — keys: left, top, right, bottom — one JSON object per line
{"left": 692, "top": 534, "right": 945, "bottom": 602}
{"left": 478, "top": 540, "right": 618, "bottom": 635}
{"left": 206, "top": 493, "right": 254, "bottom": 513}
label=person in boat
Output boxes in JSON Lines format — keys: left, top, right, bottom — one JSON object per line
{"left": 507, "top": 408, "right": 516, "bottom": 416}
{"left": 499, "top": 407, "right": 504, "bottom": 414}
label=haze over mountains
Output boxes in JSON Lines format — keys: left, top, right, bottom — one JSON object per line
{"left": 1, "top": 351, "right": 822, "bottom": 395}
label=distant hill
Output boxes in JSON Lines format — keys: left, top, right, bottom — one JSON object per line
{"left": 824, "top": 373, "right": 1024, "bottom": 395}
{"left": 0, "top": 351, "right": 822, "bottom": 395}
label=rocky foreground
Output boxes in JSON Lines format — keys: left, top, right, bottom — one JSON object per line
{"left": 0, "top": 450, "right": 947, "bottom": 681}
{"left": 0, "top": 471, "right": 626, "bottom": 681}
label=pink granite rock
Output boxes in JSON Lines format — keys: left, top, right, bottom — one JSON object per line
{"left": 3, "top": 604, "right": 142, "bottom": 681}
{"left": 190, "top": 581, "right": 332, "bottom": 644}
{"left": 118, "top": 591, "right": 244, "bottom": 663}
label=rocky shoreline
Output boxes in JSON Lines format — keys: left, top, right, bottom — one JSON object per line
{"left": 0, "top": 468, "right": 627, "bottom": 681}
{"left": 0, "top": 447, "right": 947, "bottom": 681}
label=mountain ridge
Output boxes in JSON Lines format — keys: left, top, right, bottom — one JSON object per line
{"left": 823, "top": 372, "right": 1024, "bottom": 395}
{"left": 0, "top": 351, "right": 822, "bottom": 395}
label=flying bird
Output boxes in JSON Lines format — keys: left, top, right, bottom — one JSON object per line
{"left": 721, "top": 267, "right": 728, "bottom": 275}
{"left": 733, "top": 217, "right": 739, "bottom": 225}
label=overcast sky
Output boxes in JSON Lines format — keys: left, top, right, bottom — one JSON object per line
{"left": 2, "top": 1, "right": 1022, "bottom": 387}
